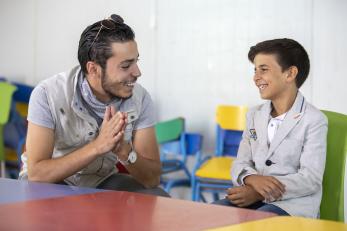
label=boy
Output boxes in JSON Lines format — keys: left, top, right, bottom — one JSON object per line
{"left": 215, "top": 38, "right": 327, "bottom": 217}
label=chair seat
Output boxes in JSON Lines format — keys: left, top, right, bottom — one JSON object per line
{"left": 4, "top": 148, "right": 17, "bottom": 162}
{"left": 195, "top": 156, "right": 234, "bottom": 180}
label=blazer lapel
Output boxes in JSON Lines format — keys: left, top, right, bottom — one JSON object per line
{"left": 267, "top": 92, "right": 306, "bottom": 158}
{"left": 254, "top": 101, "right": 271, "bottom": 149}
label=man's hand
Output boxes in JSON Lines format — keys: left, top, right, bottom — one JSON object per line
{"left": 244, "top": 175, "right": 285, "bottom": 202}
{"left": 113, "top": 140, "right": 132, "bottom": 161}
{"left": 92, "top": 106, "right": 126, "bottom": 155}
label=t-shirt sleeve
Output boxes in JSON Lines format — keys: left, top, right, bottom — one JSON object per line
{"left": 27, "top": 84, "right": 55, "bottom": 129}
{"left": 133, "top": 90, "right": 156, "bottom": 130}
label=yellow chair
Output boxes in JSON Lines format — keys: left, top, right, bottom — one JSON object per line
{"left": 192, "top": 105, "right": 248, "bottom": 202}
{"left": 0, "top": 82, "right": 17, "bottom": 177}
{"left": 206, "top": 216, "right": 347, "bottom": 231}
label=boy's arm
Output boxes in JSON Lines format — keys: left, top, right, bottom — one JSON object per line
{"left": 231, "top": 112, "right": 258, "bottom": 186}
{"left": 226, "top": 185, "right": 264, "bottom": 207}
{"left": 231, "top": 110, "right": 285, "bottom": 201}
{"left": 274, "top": 117, "right": 328, "bottom": 200}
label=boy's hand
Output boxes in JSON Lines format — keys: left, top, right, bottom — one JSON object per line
{"left": 244, "top": 175, "right": 285, "bottom": 202}
{"left": 226, "top": 185, "right": 263, "bottom": 207}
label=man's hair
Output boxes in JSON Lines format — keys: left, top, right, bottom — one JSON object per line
{"left": 78, "top": 14, "right": 135, "bottom": 74}
{"left": 248, "top": 38, "right": 310, "bottom": 88}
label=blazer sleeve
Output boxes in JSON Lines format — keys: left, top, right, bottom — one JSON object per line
{"left": 275, "top": 113, "right": 328, "bottom": 200}
{"left": 231, "top": 110, "right": 258, "bottom": 186}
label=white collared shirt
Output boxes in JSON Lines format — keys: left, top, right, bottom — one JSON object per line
{"left": 268, "top": 112, "right": 287, "bottom": 143}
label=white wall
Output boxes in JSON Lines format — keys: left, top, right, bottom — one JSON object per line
{"left": 1, "top": 0, "right": 347, "bottom": 206}
{"left": 312, "top": 0, "right": 347, "bottom": 118}
{"left": 156, "top": 0, "right": 315, "bottom": 152}
{"left": 1, "top": 0, "right": 346, "bottom": 150}
{"left": 0, "top": 0, "right": 157, "bottom": 93}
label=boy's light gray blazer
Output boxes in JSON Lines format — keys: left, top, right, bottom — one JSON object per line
{"left": 231, "top": 92, "right": 328, "bottom": 218}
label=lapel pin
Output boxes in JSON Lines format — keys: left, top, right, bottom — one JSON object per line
{"left": 249, "top": 129, "right": 257, "bottom": 141}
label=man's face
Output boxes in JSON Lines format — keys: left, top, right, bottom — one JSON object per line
{"left": 253, "top": 53, "right": 289, "bottom": 101}
{"left": 101, "top": 41, "right": 141, "bottom": 99}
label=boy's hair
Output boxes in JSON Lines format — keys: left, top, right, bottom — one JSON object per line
{"left": 77, "top": 14, "right": 135, "bottom": 74}
{"left": 248, "top": 38, "right": 310, "bottom": 88}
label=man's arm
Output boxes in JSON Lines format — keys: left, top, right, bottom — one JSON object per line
{"left": 27, "top": 107, "right": 125, "bottom": 183}
{"left": 117, "top": 127, "right": 161, "bottom": 188}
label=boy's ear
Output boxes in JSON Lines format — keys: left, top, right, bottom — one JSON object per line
{"left": 286, "top": 66, "right": 298, "bottom": 83}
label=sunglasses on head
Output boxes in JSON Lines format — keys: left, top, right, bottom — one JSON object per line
{"left": 87, "top": 14, "right": 123, "bottom": 60}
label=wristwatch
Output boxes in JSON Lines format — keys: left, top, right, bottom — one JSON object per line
{"left": 117, "top": 149, "right": 137, "bottom": 165}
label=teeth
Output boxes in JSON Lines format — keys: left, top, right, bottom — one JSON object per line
{"left": 125, "top": 82, "right": 135, "bottom": 87}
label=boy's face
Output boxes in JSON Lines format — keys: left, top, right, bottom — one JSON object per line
{"left": 253, "top": 53, "right": 290, "bottom": 101}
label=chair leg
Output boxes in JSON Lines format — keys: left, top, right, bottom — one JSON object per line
{"left": 195, "top": 182, "right": 207, "bottom": 202}
{"left": 193, "top": 182, "right": 200, "bottom": 201}
{"left": 200, "top": 192, "right": 207, "bottom": 203}
{"left": 213, "top": 192, "right": 220, "bottom": 201}
{"left": 183, "top": 166, "right": 191, "bottom": 179}
{"left": 195, "top": 182, "right": 201, "bottom": 202}
{"left": 191, "top": 175, "right": 197, "bottom": 201}
{"left": 0, "top": 161, "right": 5, "bottom": 177}
{"left": 164, "top": 182, "right": 172, "bottom": 193}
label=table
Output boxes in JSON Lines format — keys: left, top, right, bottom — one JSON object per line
{"left": 0, "top": 178, "right": 103, "bottom": 204}
{"left": 0, "top": 190, "right": 276, "bottom": 231}
{"left": 207, "top": 216, "right": 347, "bottom": 231}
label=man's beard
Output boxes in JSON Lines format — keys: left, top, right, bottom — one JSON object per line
{"left": 101, "top": 71, "right": 132, "bottom": 100}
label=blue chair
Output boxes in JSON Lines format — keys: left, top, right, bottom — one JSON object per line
{"left": 155, "top": 118, "right": 203, "bottom": 193}
{"left": 0, "top": 82, "right": 17, "bottom": 177}
{"left": 8, "top": 81, "right": 33, "bottom": 170}
{"left": 0, "top": 78, "right": 33, "bottom": 177}
{"left": 192, "top": 105, "right": 248, "bottom": 202}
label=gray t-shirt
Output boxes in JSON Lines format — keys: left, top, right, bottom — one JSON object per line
{"left": 28, "top": 79, "right": 156, "bottom": 131}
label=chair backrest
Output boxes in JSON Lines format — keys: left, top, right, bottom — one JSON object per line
{"left": 184, "top": 133, "right": 203, "bottom": 155}
{"left": 12, "top": 81, "right": 34, "bottom": 117}
{"left": 0, "top": 82, "right": 17, "bottom": 161}
{"left": 215, "top": 105, "right": 248, "bottom": 156}
{"left": 216, "top": 105, "right": 248, "bottom": 131}
{"left": 320, "top": 110, "right": 347, "bottom": 222}
{"left": 155, "top": 117, "right": 185, "bottom": 144}
{"left": 0, "top": 82, "right": 17, "bottom": 125}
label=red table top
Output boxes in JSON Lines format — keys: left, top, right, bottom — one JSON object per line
{"left": 0, "top": 191, "right": 276, "bottom": 231}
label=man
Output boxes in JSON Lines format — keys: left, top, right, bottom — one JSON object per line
{"left": 19, "top": 14, "right": 169, "bottom": 197}
{"left": 214, "top": 38, "right": 327, "bottom": 217}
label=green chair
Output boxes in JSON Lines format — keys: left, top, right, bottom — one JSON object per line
{"left": 156, "top": 117, "right": 184, "bottom": 144}
{"left": 155, "top": 117, "right": 203, "bottom": 193}
{"left": 0, "top": 82, "right": 17, "bottom": 177}
{"left": 320, "top": 110, "right": 347, "bottom": 222}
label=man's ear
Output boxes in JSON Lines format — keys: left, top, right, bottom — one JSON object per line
{"left": 286, "top": 66, "right": 298, "bottom": 83}
{"left": 86, "top": 61, "right": 100, "bottom": 77}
